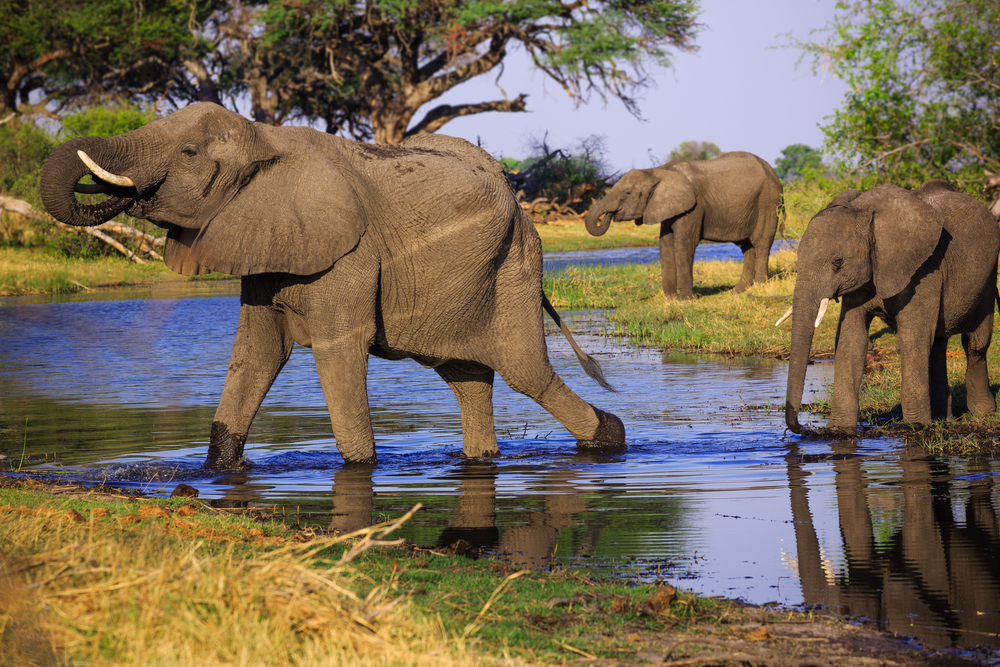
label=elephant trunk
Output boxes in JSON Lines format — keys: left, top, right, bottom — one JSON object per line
{"left": 584, "top": 200, "right": 613, "bottom": 236}
{"left": 785, "top": 288, "right": 822, "bottom": 433}
{"left": 40, "top": 135, "right": 139, "bottom": 227}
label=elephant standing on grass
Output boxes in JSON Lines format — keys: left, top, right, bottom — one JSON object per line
{"left": 40, "top": 102, "right": 625, "bottom": 469}
{"left": 780, "top": 181, "right": 1000, "bottom": 433}
{"left": 584, "top": 152, "right": 782, "bottom": 299}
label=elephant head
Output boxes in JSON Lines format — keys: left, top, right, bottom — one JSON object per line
{"left": 783, "top": 184, "right": 944, "bottom": 432}
{"left": 584, "top": 167, "right": 696, "bottom": 236}
{"left": 40, "top": 102, "right": 366, "bottom": 277}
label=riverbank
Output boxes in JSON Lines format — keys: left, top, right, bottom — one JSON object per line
{"left": 0, "top": 220, "right": 658, "bottom": 297}
{"left": 1, "top": 476, "right": 987, "bottom": 667}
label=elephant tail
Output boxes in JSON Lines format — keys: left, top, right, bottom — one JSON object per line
{"left": 542, "top": 293, "right": 617, "bottom": 392}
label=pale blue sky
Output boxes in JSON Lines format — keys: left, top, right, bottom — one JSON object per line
{"left": 427, "top": 0, "right": 849, "bottom": 173}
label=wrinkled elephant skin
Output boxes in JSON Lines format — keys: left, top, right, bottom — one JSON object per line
{"left": 584, "top": 152, "right": 782, "bottom": 299}
{"left": 783, "top": 180, "right": 1000, "bottom": 433}
{"left": 40, "top": 103, "right": 626, "bottom": 469}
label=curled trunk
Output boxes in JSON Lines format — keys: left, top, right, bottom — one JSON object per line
{"left": 40, "top": 136, "right": 137, "bottom": 227}
{"left": 584, "top": 201, "right": 612, "bottom": 236}
{"left": 785, "top": 290, "right": 821, "bottom": 433}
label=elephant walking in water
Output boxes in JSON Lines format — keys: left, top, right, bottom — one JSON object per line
{"left": 585, "top": 152, "right": 782, "bottom": 299}
{"left": 780, "top": 181, "right": 1000, "bottom": 432}
{"left": 40, "top": 102, "right": 625, "bottom": 469}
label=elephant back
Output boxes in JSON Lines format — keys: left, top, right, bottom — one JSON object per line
{"left": 915, "top": 180, "right": 1000, "bottom": 331}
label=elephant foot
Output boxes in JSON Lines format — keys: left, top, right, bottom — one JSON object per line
{"left": 203, "top": 421, "right": 249, "bottom": 470}
{"left": 966, "top": 393, "right": 996, "bottom": 416}
{"left": 463, "top": 446, "right": 501, "bottom": 459}
{"left": 576, "top": 407, "right": 626, "bottom": 448}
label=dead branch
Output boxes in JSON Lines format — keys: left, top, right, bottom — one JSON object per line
{"left": 0, "top": 195, "right": 162, "bottom": 264}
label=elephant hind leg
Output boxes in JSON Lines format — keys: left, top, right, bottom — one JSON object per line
{"left": 435, "top": 361, "right": 500, "bottom": 458}
{"left": 500, "top": 362, "right": 625, "bottom": 448}
{"left": 962, "top": 316, "right": 996, "bottom": 415}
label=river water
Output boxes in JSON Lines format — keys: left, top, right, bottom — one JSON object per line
{"left": 0, "top": 245, "right": 997, "bottom": 653}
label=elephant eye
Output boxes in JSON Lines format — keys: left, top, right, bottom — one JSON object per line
{"left": 832, "top": 256, "right": 844, "bottom": 271}
{"left": 181, "top": 145, "right": 198, "bottom": 157}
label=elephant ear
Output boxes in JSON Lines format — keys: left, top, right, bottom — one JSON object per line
{"left": 165, "top": 149, "right": 367, "bottom": 277}
{"left": 642, "top": 170, "right": 697, "bottom": 225}
{"left": 868, "top": 185, "right": 943, "bottom": 300}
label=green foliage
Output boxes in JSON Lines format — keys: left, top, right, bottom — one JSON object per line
{"left": 60, "top": 104, "right": 155, "bottom": 139}
{"left": 666, "top": 140, "right": 722, "bottom": 163}
{"left": 0, "top": 104, "right": 157, "bottom": 249}
{"left": 0, "top": 0, "right": 219, "bottom": 116}
{"left": 0, "top": 119, "right": 58, "bottom": 206}
{"left": 507, "top": 135, "right": 615, "bottom": 211}
{"left": 774, "top": 144, "right": 824, "bottom": 182}
{"left": 795, "top": 0, "right": 1000, "bottom": 179}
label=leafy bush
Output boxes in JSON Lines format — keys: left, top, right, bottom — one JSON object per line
{"left": 1, "top": 103, "right": 155, "bottom": 250}
{"left": 504, "top": 135, "right": 615, "bottom": 213}
{"left": 665, "top": 140, "right": 721, "bottom": 163}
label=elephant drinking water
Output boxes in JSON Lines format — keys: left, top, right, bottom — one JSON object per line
{"left": 779, "top": 181, "right": 1000, "bottom": 432}
{"left": 40, "top": 102, "right": 625, "bottom": 469}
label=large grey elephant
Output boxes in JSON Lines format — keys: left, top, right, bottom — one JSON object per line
{"left": 40, "top": 102, "right": 625, "bottom": 469}
{"left": 584, "top": 152, "right": 782, "bottom": 299}
{"left": 780, "top": 181, "right": 1000, "bottom": 433}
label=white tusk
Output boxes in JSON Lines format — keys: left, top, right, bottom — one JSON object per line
{"left": 77, "top": 150, "right": 134, "bottom": 187}
{"left": 774, "top": 304, "right": 794, "bottom": 327}
{"left": 814, "top": 298, "right": 830, "bottom": 329}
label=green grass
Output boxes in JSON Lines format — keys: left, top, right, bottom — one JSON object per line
{"left": 0, "top": 247, "right": 230, "bottom": 296}
{"left": 534, "top": 217, "right": 658, "bottom": 253}
{"left": 0, "top": 481, "right": 819, "bottom": 666}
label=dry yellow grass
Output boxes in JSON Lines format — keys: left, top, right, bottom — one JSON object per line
{"left": 0, "top": 502, "right": 517, "bottom": 667}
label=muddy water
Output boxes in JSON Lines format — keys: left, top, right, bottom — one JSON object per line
{"left": 1, "top": 262, "right": 998, "bottom": 651}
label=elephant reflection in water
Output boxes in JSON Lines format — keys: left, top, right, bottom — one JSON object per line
{"left": 787, "top": 443, "right": 1000, "bottom": 648}
{"left": 329, "top": 462, "right": 604, "bottom": 568}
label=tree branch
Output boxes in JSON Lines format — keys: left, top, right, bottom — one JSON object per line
{"left": 406, "top": 94, "right": 528, "bottom": 136}
{"left": 0, "top": 196, "right": 161, "bottom": 264}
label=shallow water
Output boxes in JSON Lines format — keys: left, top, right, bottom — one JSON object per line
{"left": 1, "top": 267, "right": 998, "bottom": 652}
{"left": 542, "top": 239, "right": 796, "bottom": 273}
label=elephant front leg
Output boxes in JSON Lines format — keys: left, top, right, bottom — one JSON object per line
{"left": 894, "top": 285, "right": 939, "bottom": 425}
{"left": 828, "top": 306, "right": 872, "bottom": 431}
{"left": 313, "top": 341, "right": 377, "bottom": 464}
{"left": 206, "top": 305, "right": 294, "bottom": 470}
{"left": 435, "top": 361, "right": 499, "bottom": 458}
{"left": 929, "top": 336, "right": 952, "bottom": 420}
{"left": 732, "top": 241, "right": 756, "bottom": 294}
{"left": 658, "top": 225, "right": 678, "bottom": 298}
{"left": 671, "top": 211, "right": 703, "bottom": 300}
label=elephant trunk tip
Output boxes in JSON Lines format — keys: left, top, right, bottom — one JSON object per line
{"left": 784, "top": 403, "right": 803, "bottom": 434}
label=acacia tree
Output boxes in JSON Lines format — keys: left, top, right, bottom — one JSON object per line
{"left": 0, "top": 0, "right": 222, "bottom": 121}
{"left": 241, "top": 0, "right": 701, "bottom": 142}
{"left": 795, "top": 0, "right": 1000, "bottom": 176}
{"left": 666, "top": 140, "right": 721, "bottom": 162}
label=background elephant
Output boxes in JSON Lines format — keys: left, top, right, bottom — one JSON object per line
{"left": 40, "top": 102, "right": 625, "bottom": 469}
{"left": 782, "top": 180, "right": 1000, "bottom": 433}
{"left": 584, "top": 151, "right": 782, "bottom": 299}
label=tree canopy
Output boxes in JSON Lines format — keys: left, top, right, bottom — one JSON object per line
{"left": 774, "top": 144, "right": 823, "bottom": 181}
{"left": 795, "top": 0, "right": 1000, "bottom": 177}
{"left": 666, "top": 140, "right": 721, "bottom": 163}
{"left": 2, "top": 0, "right": 702, "bottom": 143}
